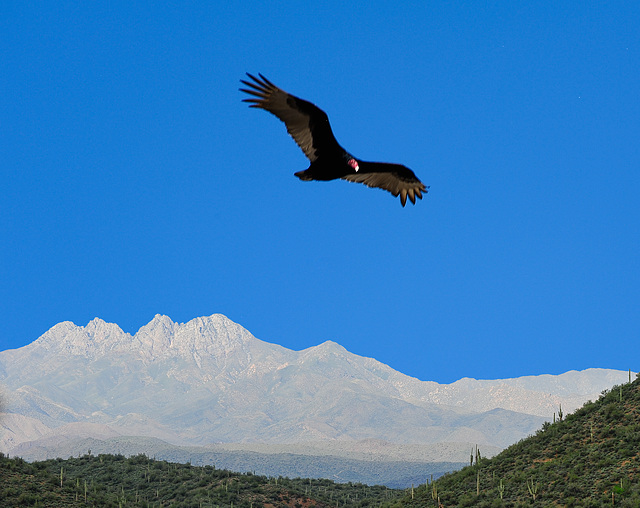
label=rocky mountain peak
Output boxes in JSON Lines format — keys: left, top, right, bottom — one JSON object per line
{"left": 161, "top": 314, "right": 264, "bottom": 362}
{"left": 83, "top": 318, "right": 129, "bottom": 343}
{"left": 20, "top": 314, "right": 267, "bottom": 364}
{"left": 28, "top": 318, "right": 130, "bottom": 357}
{"left": 0, "top": 314, "right": 634, "bottom": 454}
{"left": 133, "top": 314, "right": 176, "bottom": 358}
{"left": 312, "top": 340, "right": 347, "bottom": 353}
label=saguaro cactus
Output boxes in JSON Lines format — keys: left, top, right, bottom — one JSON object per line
{"left": 527, "top": 478, "right": 539, "bottom": 500}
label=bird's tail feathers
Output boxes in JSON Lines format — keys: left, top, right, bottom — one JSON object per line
{"left": 294, "top": 169, "right": 314, "bottom": 181}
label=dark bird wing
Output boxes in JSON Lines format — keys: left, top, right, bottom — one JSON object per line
{"left": 342, "top": 163, "right": 429, "bottom": 207}
{"left": 240, "top": 73, "right": 341, "bottom": 162}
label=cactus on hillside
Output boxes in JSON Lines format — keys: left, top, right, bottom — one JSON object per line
{"left": 527, "top": 478, "right": 539, "bottom": 500}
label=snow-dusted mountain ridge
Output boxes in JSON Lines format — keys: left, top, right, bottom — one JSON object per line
{"left": 17, "top": 314, "right": 269, "bottom": 364}
{"left": 0, "top": 314, "right": 632, "bottom": 459}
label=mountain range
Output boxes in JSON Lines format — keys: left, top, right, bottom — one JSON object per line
{"left": 0, "top": 314, "right": 632, "bottom": 486}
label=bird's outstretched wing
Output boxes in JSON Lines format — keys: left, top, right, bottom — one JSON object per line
{"left": 342, "top": 163, "right": 429, "bottom": 206}
{"left": 240, "top": 73, "right": 341, "bottom": 162}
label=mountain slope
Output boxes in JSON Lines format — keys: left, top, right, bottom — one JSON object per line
{"left": 0, "top": 314, "right": 632, "bottom": 461}
{"left": 399, "top": 375, "right": 640, "bottom": 505}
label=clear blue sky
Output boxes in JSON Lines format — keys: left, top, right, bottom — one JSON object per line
{"left": 2, "top": 2, "right": 639, "bottom": 383}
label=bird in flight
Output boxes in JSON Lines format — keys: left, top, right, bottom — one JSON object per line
{"left": 240, "top": 73, "right": 428, "bottom": 206}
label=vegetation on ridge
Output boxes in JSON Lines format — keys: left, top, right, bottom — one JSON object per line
{"left": 395, "top": 373, "right": 640, "bottom": 506}
{"left": 0, "top": 451, "right": 404, "bottom": 507}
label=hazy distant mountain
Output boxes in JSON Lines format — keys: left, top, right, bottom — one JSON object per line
{"left": 0, "top": 314, "right": 631, "bottom": 474}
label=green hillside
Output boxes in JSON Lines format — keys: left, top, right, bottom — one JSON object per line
{"left": 4, "top": 376, "right": 639, "bottom": 506}
{"left": 395, "top": 374, "right": 640, "bottom": 506}
{"left": 0, "top": 452, "right": 403, "bottom": 507}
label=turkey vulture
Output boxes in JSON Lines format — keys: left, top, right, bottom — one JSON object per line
{"left": 240, "top": 73, "right": 428, "bottom": 206}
